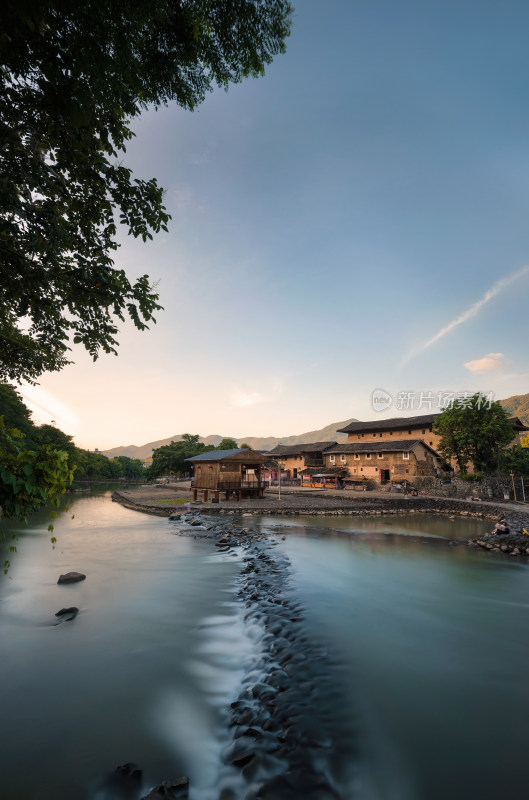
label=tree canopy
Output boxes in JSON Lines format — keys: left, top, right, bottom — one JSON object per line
{"left": 0, "top": 0, "right": 292, "bottom": 383}
{"left": 217, "top": 437, "right": 239, "bottom": 450}
{"left": 147, "top": 433, "right": 214, "bottom": 478}
{"left": 432, "top": 395, "right": 515, "bottom": 474}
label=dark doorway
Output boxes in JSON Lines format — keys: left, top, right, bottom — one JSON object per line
{"left": 380, "top": 469, "right": 390, "bottom": 483}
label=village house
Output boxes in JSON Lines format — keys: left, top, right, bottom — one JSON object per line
{"left": 337, "top": 413, "right": 528, "bottom": 451}
{"left": 323, "top": 439, "right": 443, "bottom": 485}
{"left": 186, "top": 448, "right": 267, "bottom": 501}
{"left": 267, "top": 442, "right": 338, "bottom": 483}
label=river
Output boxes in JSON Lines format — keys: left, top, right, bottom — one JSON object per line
{"left": 1, "top": 491, "right": 529, "bottom": 800}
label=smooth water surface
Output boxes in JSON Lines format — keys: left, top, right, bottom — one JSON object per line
{"left": 1, "top": 495, "right": 528, "bottom": 800}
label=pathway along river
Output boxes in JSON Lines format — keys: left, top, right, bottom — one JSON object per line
{"left": 1, "top": 489, "right": 529, "bottom": 800}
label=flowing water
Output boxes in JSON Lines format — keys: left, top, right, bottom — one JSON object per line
{"left": 1, "top": 492, "right": 529, "bottom": 800}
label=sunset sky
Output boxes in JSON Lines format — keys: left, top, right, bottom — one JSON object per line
{"left": 20, "top": 0, "right": 529, "bottom": 450}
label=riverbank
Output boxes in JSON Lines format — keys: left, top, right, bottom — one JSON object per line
{"left": 112, "top": 484, "right": 529, "bottom": 527}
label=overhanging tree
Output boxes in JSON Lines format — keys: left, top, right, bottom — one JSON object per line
{"left": 432, "top": 395, "right": 514, "bottom": 474}
{"left": 0, "top": 0, "right": 292, "bottom": 383}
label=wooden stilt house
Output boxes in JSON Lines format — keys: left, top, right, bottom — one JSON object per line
{"left": 186, "top": 448, "right": 268, "bottom": 502}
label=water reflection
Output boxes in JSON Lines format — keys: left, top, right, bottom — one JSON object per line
{"left": 282, "top": 523, "right": 529, "bottom": 800}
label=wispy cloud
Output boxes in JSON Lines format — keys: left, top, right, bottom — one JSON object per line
{"left": 400, "top": 264, "right": 529, "bottom": 367}
{"left": 464, "top": 353, "right": 505, "bottom": 373}
{"left": 228, "top": 380, "right": 283, "bottom": 409}
{"left": 230, "top": 390, "right": 266, "bottom": 409}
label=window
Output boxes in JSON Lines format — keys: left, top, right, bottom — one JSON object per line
{"left": 402, "top": 452, "right": 409, "bottom": 460}
{"left": 430, "top": 441, "right": 433, "bottom": 446}
{"left": 377, "top": 453, "right": 383, "bottom": 459}
{"left": 354, "top": 454, "right": 360, "bottom": 460}
{"left": 330, "top": 455, "right": 335, "bottom": 463}
{"left": 422, "top": 429, "right": 426, "bottom": 434}
{"left": 373, "top": 433, "right": 377, "bottom": 437}
{"left": 360, "top": 467, "right": 363, "bottom": 472}
{"left": 366, "top": 453, "right": 371, "bottom": 459}
{"left": 340, "top": 454, "right": 346, "bottom": 464}
{"left": 352, "top": 468, "right": 357, "bottom": 474}
{"left": 406, "top": 469, "right": 409, "bottom": 474}
{"left": 408, "top": 429, "right": 412, "bottom": 434}
{"left": 379, "top": 433, "right": 382, "bottom": 437}
{"left": 390, "top": 431, "right": 393, "bottom": 436}
{"left": 361, "top": 433, "right": 365, "bottom": 438}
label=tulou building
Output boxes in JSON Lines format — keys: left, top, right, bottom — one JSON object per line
{"left": 333, "top": 412, "right": 528, "bottom": 483}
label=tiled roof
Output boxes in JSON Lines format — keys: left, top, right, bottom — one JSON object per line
{"left": 337, "top": 414, "right": 439, "bottom": 434}
{"left": 267, "top": 441, "right": 337, "bottom": 456}
{"left": 325, "top": 439, "right": 440, "bottom": 456}
{"left": 186, "top": 448, "right": 252, "bottom": 462}
{"left": 338, "top": 413, "right": 527, "bottom": 434}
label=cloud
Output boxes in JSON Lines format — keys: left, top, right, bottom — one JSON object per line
{"left": 400, "top": 264, "right": 529, "bottom": 367}
{"left": 230, "top": 390, "right": 266, "bottom": 408}
{"left": 464, "top": 353, "right": 505, "bottom": 373}
{"left": 228, "top": 379, "right": 284, "bottom": 409}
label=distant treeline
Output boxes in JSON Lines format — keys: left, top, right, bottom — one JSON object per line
{"left": 0, "top": 384, "right": 144, "bottom": 480}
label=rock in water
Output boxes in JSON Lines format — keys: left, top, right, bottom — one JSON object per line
{"left": 55, "top": 607, "right": 79, "bottom": 621}
{"left": 98, "top": 762, "right": 143, "bottom": 799}
{"left": 141, "top": 776, "right": 189, "bottom": 799}
{"left": 57, "top": 572, "right": 86, "bottom": 584}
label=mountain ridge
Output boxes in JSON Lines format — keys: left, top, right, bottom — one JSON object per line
{"left": 102, "top": 419, "right": 356, "bottom": 460}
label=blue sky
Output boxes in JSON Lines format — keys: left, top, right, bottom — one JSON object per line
{"left": 24, "top": 0, "right": 529, "bottom": 448}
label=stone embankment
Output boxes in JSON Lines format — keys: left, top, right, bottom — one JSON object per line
{"left": 472, "top": 531, "right": 529, "bottom": 556}
{"left": 112, "top": 487, "right": 529, "bottom": 529}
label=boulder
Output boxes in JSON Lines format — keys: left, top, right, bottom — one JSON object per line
{"left": 55, "top": 607, "right": 79, "bottom": 621}
{"left": 99, "top": 762, "right": 143, "bottom": 797}
{"left": 57, "top": 572, "right": 86, "bottom": 584}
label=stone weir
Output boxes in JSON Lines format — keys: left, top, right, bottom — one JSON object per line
{"left": 171, "top": 514, "right": 354, "bottom": 800}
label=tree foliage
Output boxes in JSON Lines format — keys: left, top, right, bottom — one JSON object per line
{"left": 217, "top": 437, "right": 239, "bottom": 450}
{"left": 501, "top": 444, "right": 529, "bottom": 477}
{"left": 432, "top": 396, "right": 515, "bottom": 473}
{"left": 147, "top": 433, "right": 215, "bottom": 478}
{"left": 0, "top": 417, "right": 74, "bottom": 552}
{"left": 0, "top": 0, "right": 292, "bottom": 382}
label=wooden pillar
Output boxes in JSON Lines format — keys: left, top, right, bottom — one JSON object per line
{"left": 225, "top": 490, "right": 230, "bottom": 501}
{"left": 193, "top": 488, "right": 197, "bottom": 501}
{"left": 214, "top": 491, "right": 219, "bottom": 502}
{"left": 237, "top": 490, "right": 242, "bottom": 502}
{"left": 203, "top": 489, "right": 208, "bottom": 502}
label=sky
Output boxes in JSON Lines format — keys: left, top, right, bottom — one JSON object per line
{"left": 20, "top": 0, "right": 529, "bottom": 449}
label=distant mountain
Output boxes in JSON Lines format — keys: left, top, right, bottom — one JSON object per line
{"left": 500, "top": 392, "right": 529, "bottom": 427}
{"left": 103, "top": 395, "right": 529, "bottom": 460}
{"left": 102, "top": 419, "right": 356, "bottom": 460}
